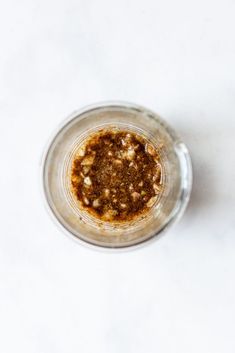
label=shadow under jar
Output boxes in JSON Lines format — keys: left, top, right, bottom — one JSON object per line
{"left": 42, "top": 102, "right": 192, "bottom": 249}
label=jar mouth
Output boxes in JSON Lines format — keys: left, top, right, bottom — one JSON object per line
{"left": 42, "top": 102, "right": 192, "bottom": 249}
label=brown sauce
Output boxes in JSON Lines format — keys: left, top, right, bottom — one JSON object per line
{"left": 70, "top": 129, "right": 163, "bottom": 222}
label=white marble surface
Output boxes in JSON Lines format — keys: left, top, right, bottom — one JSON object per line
{"left": 1, "top": 0, "right": 235, "bottom": 352}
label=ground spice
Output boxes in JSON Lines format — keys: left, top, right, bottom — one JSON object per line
{"left": 71, "top": 129, "right": 163, "bottom": 222}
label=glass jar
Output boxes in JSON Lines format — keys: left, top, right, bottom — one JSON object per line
{"left": 42, "top": 102, "right": 192, "bottom": 249}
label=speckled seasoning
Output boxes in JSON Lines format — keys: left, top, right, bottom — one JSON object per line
{"left": 70, "top": 129, "right": 164, "bottom": 222}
